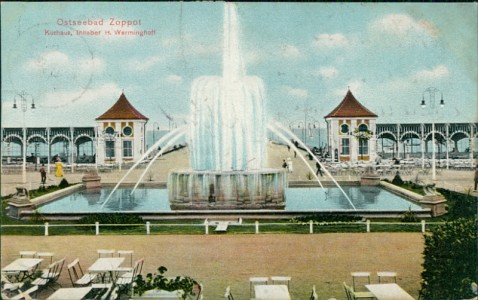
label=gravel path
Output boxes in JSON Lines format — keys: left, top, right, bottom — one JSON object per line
{"left": 1, "top": 233, "right": 424, "bottom": 300}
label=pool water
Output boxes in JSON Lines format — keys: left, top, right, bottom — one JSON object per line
{"left": 38, "top": 186, "right": 422, "bottom": 213}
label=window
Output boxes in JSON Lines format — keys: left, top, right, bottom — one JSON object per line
{"left": 359, "top": 139, "right": 369, "bottom": 155}
{"left": 341, "top": 138, "right": 350, "bottom": 155}
{"left": 340, "top": 124, "right": 349, "bottom": 134}
{"left": 105, "top": 126, "right": 115, "bottom": 135}
{"left": 358, "top": 124, "right": 368, "bottom": 132}
{"left": 123, "top": 140, "right": 133, "bottom": 157}
{"left": 122, "top": 126, "right": 132, "bottom": 136}
{"left": 105, "top": 141, "right": 115, "bottom": 159}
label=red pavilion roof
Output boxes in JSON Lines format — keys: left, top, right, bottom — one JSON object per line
{"left": 325, "top": 90, "right": 377, "bottom": 118}
{"left": 96, "top": 93, "right": 149, "bottom": 121}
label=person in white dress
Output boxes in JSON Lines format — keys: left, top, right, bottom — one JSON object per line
{"left": 287, "top": 157, "right": 293, "bottom": 173}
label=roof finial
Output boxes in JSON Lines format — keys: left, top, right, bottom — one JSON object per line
{"left": 122, "top": 89, "right": 124, "bottom": 94}
{"left": 347, "top": 85, "right": 350, "bottom": 91}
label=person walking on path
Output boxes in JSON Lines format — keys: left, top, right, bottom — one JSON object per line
{"left": 316, "top": 161, "right": 323, "bottom": 176}
{"left": 287, "top": 157, "right": 294, "bottom": 173}
{"left": 282, "top": 159, "right": 288, "bottom": 171}
{"left": 474, "top": 164, "right": 478, "bottom": 191}
{"left": 39, "top": 164, "right": 46, "bottom": 184}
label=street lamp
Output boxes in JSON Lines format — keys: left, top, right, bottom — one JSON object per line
{"left": 297, "top": 121, "right": 305, "bottom": 145}
{"left": 421, "top": 87, "right": 444, "bottom": 181}
{"left": 152, "top": 122, "right": 160, "bottom": 146}
{"left": 12, "top": 91, "right": 35, "bottom": 183}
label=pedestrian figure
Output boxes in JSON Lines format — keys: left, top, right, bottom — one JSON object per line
{"left": 282, "top": 159, "right": 288, "bottom": 170}
{"left": 287, "top": 157, "right": 293, "bottom": 173}
{"left": 474, "top": 164, "right": 478, "bottom": 191}
{"left": 39, "top": 164, "right": 46, "bottom": 184}
{"left": 287, "top": 145, "right": 290, "bottom": 152}
{"left": 55, "top": 157, "right": 64, "bottom": 177}
{"left": 316, "top": 161, "right": 323, "bottom": 176}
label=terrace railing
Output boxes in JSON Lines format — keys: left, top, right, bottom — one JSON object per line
{"left": 0, "top": 220, "right": 446, "bottom": 236}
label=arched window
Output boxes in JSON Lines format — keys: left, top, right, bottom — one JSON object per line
{"left": 340, "top": 124, "right": 349, "bottom": 134}
{"left": 358, "top": 124, "right": 368, "bottom": 132}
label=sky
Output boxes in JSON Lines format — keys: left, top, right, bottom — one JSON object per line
{"left": 1, "top": 2, "right": 477, "bottom": 130}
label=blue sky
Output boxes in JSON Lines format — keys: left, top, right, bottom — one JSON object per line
{"left": 1, "top": 2, "right": 477, "bottom": 129}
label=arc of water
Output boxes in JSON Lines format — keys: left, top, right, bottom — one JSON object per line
{"left": 100, "top": 126, "right": 187, "bottom": 209}
{"left": 267, "top": 124, "right": 325, "bottom": 190}
{"left": 270, "top": 121, "right": 357, "bottom": 210}
{"left": 131, "top": 127, "right": 187, "bottom": 194}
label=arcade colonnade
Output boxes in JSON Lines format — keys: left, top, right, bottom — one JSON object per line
{"left": 375, "top": 122, "right": 477, "bottom": 168}
{"left": 1, "top": 121, "right": 477, "bottom": 174}
{"left": 1, "top": 127, "right": 96, "bottom": 173}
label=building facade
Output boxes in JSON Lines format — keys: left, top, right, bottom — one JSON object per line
{"left": 95, "top": 92, "right": 149, "bottom": 165}
{"left": 325, "top": 89, "right": 378, "bottom": 163}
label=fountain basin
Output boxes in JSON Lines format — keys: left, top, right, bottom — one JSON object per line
{"left": 168, "top": 169, "right": 287, "bottom": 210}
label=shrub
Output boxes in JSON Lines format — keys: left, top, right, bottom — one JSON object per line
{"left": 134, "top": 266, "right": 198, "bottom": 300}
{"left": 58, "top": 178, "right": 69, "bottom": 188}
{"left": 438, "top": 188, "right": 477, "bottom": 220}
{"left": 401, "top": 207, "right": 419, "bottom": 223}
{"left": 391, "top": 172, "right": 404, "bottom": 186}
{"left": 291, "top": 214, "right": 362, "bottom": 223}
{"left": 78, "top": 213, "right": 143, "bottom": 230}
{"left": 420, "top": 218, "right": 478, "bottom": 300}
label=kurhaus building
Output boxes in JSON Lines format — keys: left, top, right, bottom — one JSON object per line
{"left": 95, "top": 92, "right": 149, "bottom": 165}
{"left": 325, "top": 89, "right": 378, "bottom": 163}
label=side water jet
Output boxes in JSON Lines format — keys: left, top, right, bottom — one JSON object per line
{"left": 270, "top": 121, "right": 357, "bottom": 210}
{"left": 101, "top": 126, "right": 187, "bottom": 208}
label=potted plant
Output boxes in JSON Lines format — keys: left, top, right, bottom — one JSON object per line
{"left": 132, "top": 266, "right": 200, "bottom": 300}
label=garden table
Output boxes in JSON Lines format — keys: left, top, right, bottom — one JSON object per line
{"left": 88, "top": 257, "right": 124, "bottom": 283}
{"left": 1, "top": 258, "right": 42, "bottom": 282}
{"left": 46, "top": 287, "right": 93, "bottom": 300}
{"left": 366, "top": 283, "right": 414, "bottom": 300}
{"left": 254, "top": 284, "right": 291, "bottom": 300}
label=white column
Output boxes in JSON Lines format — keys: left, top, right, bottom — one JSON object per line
{"left": 432, "top": 122, "right": 436, "bottom": 181}
{"left": 22, "top": 127, "right": 27, "bottom": 184}
{"left": 421, "top": 124, "right": 425, "bottom": 170}
{"left": 70, "top": 127, "right": 74, "bottom": 173}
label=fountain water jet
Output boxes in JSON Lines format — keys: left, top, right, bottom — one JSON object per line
{"left": 168, "top": 3, "right": 285, "bottom": 209}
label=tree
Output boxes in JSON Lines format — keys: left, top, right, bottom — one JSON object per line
{"left": 420, "top": 218, "right": 478, "bottom": 300}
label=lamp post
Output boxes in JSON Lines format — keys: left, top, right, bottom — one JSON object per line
{"left": 12, "top": 91, "right": 35, "bottom": 184}
{"left": 152, "top": 122, "right": 160, "bottom": 146}
{"left": 421, "top": 87, "right": 444, "bottom": 181}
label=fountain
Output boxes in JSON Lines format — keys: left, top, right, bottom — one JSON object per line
{"left": 168, "top": 3, "right": 286, "bottom": 210}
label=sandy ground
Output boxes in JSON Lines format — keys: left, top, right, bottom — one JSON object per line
{"left": 1, "top": 233, "right": 424, "bottom": 300}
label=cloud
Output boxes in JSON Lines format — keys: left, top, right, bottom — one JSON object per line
{"left": 25, "top": 51, "right": 70, "bottom": 72}
{"left": 127, "top": 55, "right": 162, "bottom": 71}
{"left": 25, "top": 51, "right": 105, "bottom": 75}
{"left": 280, "top": 44, "right": 301, "bottom": 59}
{"left": 41, "top": 82, "right": 120, "bottom": 108}
{"left": 244, "top": 50, "right": 267, "bottom": 66}
{"left": 315, "top": 66, "right": 338, "bottom": 79}
{"left": 313, "top": 33, "right": 349, "bottom": 48}
{"left": 411, "top": 65, "right": 449, "bottom": 81}
{"left": 164, "top": 74, "right": 183, "bottom": 84}
{"left": 370, "top": 14, "right": 439, "bottom": 42}
{"left": 284, "top": 86, "right": 308, "bottom": 98}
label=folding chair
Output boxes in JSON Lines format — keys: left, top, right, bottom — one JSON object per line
{"left": 68, "top": 258, "right": 97, "bottom": 287}
{"left": 309, "top": 285, "right": 318, "bottom": 300}
{"left": 32, "top": 258, "right": 65, "bottom": 291}
{"left": 224, "top": 286, "right": 234, "bottom": 300}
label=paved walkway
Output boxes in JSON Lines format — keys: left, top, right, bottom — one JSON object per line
{"left": 2, "top": 142, "right": 476, "bottom": 197}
